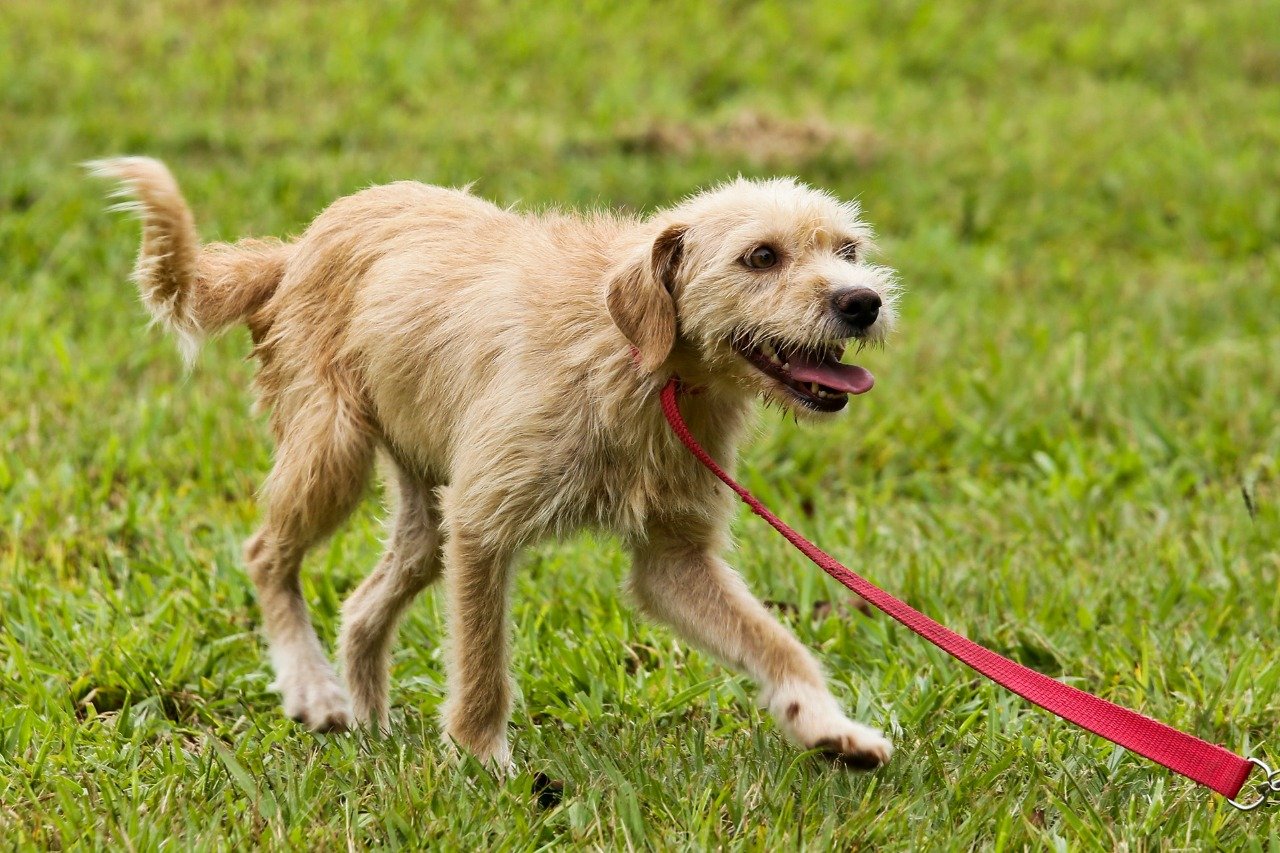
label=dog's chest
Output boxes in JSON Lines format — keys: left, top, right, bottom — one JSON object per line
{"left": 527, "top": 401, "right": 744, "bottom": 540}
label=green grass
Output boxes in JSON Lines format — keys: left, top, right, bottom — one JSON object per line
{"left": 2, "top": 0, "right": 1279, "bottom": 848}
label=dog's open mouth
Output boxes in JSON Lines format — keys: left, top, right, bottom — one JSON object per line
{"left": 732, "top": 338, "right": 874, "bottom": 412}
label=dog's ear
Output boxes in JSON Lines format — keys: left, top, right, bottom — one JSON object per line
{"left": 606, "top": 224, "right": 687, "bottom": 373}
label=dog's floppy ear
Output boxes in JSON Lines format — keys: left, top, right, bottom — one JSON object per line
{"left": 606, "top": 224, "right": 687, "bottom": 373}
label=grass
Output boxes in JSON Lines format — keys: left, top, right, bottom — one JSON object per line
{"left": 2, "top": 0, "right": 1278, "bottom": 848}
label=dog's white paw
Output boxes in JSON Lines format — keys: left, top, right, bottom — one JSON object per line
{"left": 351, "top": 702, "right": 392, "bottom": 735}
{"left": 808, "top": 719, "right": 894, "bottom": 769}
{"left": 477, "top": 736, "right": 514, "bottom": 779}
{"left": 275, "top": 669, "right": 353, "bottom": 733}
{"left": 441, "top": 729, "right": 515, "bottom": 778}
{"left": 768, "top": 681, "right": 893, "bottom": 770}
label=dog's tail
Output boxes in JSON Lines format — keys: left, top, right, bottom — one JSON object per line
{"left": 87, "top": 157, "right": 291, "bottom": 366}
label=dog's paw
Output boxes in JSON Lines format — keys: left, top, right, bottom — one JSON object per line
{"left": 480, "top": 739, "right": 515, "bottom": 779}
{"left": 441, "top": 728, "right": 515, "bottom": 778}
{"left": 349, "top": 694, "right": 392, "bottom": 735}
{"left": 811, "top": 721, "right": 894, "bottom": 770}
{"left": 276, "top": 670, "right": 353, "bottom": 733}
{"left": 768, "top": 681, "right": 893, "bottom": 771}
{"left": 440, "top": 701, "right": 514, "bottom": 777}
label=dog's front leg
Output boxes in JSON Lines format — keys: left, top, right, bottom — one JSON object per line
{"left": 629, "top": 529, "right": 892, "bottom": 769}
{"left": 439, "top": 525, "right": 516, "bottom": 775}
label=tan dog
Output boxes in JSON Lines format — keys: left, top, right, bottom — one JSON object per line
{"left": 92, "top": 158, "right": 900, "bottom": 773}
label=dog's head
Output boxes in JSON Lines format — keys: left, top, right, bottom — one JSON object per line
{"left": 607, "top": 178, "right": 899, "bottom": 414}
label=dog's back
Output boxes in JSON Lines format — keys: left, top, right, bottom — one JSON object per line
{"left": 92, "top": 160, "right": 568, "bottom": 462}
{"left": 248, "top": 180, "right": 522, "bottom": 446}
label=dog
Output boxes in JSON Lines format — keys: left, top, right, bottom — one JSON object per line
{"left": 91, "top": 158, "right": 900, "bottom": 773}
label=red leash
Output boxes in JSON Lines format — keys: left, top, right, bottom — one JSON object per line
{"left": 660, "top": 378, "right": 1275, "bottom": 809}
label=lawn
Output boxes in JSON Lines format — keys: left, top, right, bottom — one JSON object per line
{"left": 2, "top": 0, "right": 1278, "bottom": 848}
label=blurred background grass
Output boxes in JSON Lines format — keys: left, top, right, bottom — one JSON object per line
{"left": 1, "top": 1, "right": 1278, "bottom": 848}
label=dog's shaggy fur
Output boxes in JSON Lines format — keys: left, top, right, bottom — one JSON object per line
{"left": 92, "top": 158, "right": 900, "bottom": 773}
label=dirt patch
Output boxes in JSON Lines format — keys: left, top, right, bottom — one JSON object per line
{"left": 613, "top": 111, "right": 880, "bottom": 169}
{"left": 1242, "top": 43, "right": 1280, "bottom": 84}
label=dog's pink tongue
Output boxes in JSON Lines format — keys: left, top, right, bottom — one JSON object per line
{"left": 788, "top": 352, "right": 875, "bottom": 395}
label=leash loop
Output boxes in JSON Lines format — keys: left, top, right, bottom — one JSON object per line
{"left": 1227, "top": 758, "right": 1280, "bottom": 811}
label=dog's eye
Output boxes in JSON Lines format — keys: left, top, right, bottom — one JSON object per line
{"left": 837, "top": 242, "right": 858, "bottom": 262}
{"left": 743, "top": 246, "right": 778, "bottom": 270}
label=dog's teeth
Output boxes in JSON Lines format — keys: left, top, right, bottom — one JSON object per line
{"left": 810, "top": 383, "right": 820, "bottom": 394}
{"left": 781, "top": 362, "right": 789, "bottom": 371}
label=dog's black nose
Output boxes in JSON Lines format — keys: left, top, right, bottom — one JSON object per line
{"left": 833, "top": 288, "right": 881, "bottom": 330}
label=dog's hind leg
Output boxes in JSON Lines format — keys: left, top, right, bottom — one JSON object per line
{"left": 629, "top": 522, "right": 893, "bottom": 769}
{"left": 338, "top": 463, "right": 443, "bottom": 731}
{"left": 244, "top": 389, "right": 375, "bottom": 732}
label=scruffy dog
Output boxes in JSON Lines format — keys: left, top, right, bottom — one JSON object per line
{"left": 92, "top": 158, "right": 900, "bottom": 773}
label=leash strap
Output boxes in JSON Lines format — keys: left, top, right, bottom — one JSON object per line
{"left": 660, "top": 378, "right": 1271, "bottom": 806}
